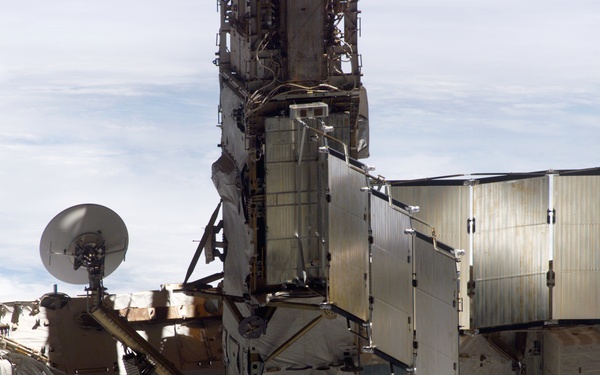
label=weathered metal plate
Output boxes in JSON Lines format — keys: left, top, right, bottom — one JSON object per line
{"left": 391, "top": 185, "right": 468, "bottom": 249}
{"left": 264, "top": 113, "right": 357, "bottom": 285}
{"left": 414, "top": 235, "right": 458, "bottom": 374}
{"left": 119, "top": 303, "right": 218, "bottom": 322}
{"left": 553, "top": 175, "right": 600, "bottom": 319}
{"left": 473, "top": 177, "right": 550, "bottom": 327}
{"left": 370, "top": 195, "right": 414, "bottom": 365}
{"left": 265, "top": 117, "right": 320, "bottom": 284}
{"left": 543, "top": 327, "right": 600, "bottom": 373}
{"left": 287, "top": 0, "right": 326, "bottom": 81}
{"left": 391, "top": 184, "right": 471, "bottom": 329}
{"left": 327, "top": 155, "right": 370, "bottom": 321}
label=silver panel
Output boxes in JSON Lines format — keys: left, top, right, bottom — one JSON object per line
{"left": 370, "top": 196, "right": 414, "bottom": 365}
{"left": 265, "top": 117, "right": 320, "bottom": 284}
{"left": 391, "top": 185, "right": 469, "bottom": 249}
{"left": 392, "top": 185, "right": 471, "bottom": 329}
{"left": 414, "top": 235, "right": 459, "bottom": 374}
{"left": 327, "top": 155, "right": 370, "bottom": 321}
{"left": 553, "top": 175, "right": 600, "bottom": 319}
{"left": 264, "top": 113, "right": 355, "bottom": 284}
{"left": 473, "top": 177, "right": 550, "bottom": 327}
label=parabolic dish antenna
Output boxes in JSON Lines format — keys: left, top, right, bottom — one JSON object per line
{"left": 40, "top": 204, "right": 129, "bottom": 285}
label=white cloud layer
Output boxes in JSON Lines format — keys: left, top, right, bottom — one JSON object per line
{"left": 360, "top": 0, "right": 600, "bottom": 177}
{"left": 1, "top": 1, "right": 600, "bottom": 301}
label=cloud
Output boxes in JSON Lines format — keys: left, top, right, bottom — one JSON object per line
{"left": 365, "top": 77, "right": 600, "bottom": 178}
{"left": 357, "top": 0, "right": 600, "bottom": 178}
{"left": 0, "top": 1, "right": 217, "bottom": 82}
{"left": 0, "top": 78, "right": 222, "bottom": 299}
{"left": 0, "top": 1, "right": 222, "bottom": 300}
{"left": 360, "top": 1, "right": 600, "bottom": 85}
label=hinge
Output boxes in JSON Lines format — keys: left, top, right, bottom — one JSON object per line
{"left": 467, "top": 218, "right": 476, "bottom": 234}
{"left": 547, "top": 269, "right": 556, "bottom": 287}
{"left": 412, "top": 279, "right": 418, "bottom": 288}
{"left": 547, "top": 209, "right": 556, "bottom": 224}
{"left": 467, "top": 279, "right": 475, "bottom": 298}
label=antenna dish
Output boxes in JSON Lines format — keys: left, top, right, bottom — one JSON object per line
{"left": 40, "top": 204, "right": 129, "bottom": 285}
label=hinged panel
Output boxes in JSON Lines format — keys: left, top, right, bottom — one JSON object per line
{"left": 390, "top": 184, "right": 471, "bottom": 330}
{"left": 553, "top": 175, "right": 600, "bottom": 319}
{"left": 265, "top": 117, "right": 319, "bottom": 284}
{"left": 473, "top": 177, "right": 550, "bottom": 327}
{"left": 414, "top": 235, "right": 459, "bottom": 375}
{"left": 370, "top": 195, "right": 414, "bottom": 365}
{"left": 327, "top": 155, "right": 370, "bottom": 321}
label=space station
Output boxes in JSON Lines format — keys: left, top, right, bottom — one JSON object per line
{"left": 2, "top": 1, "right": 600, "bottom": 374}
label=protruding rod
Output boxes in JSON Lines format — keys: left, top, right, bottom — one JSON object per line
{"left": 90, "top": 303, "right": 183, "bottom": 375}
{"left": 264, "top": 315, "right": 324, "bottom": 363}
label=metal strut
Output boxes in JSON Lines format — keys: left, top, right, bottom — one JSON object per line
{"left": 89, "top": 301, "right": 183, "bottom": 375}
